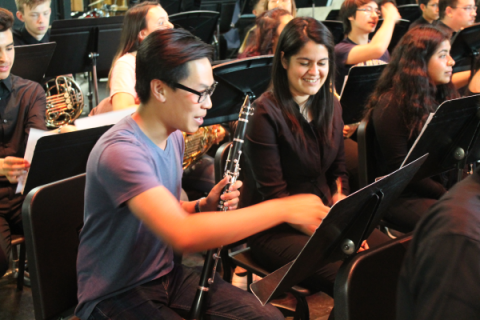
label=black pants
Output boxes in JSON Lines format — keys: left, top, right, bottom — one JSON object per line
{"left": 248, "top": 224, "right": 389, "bottom": 297}
{"left": 0, "top": 187, "right": 24, "bottom": 278}
{"left": 383, "top": 196, "right": 437, "bottom": 233}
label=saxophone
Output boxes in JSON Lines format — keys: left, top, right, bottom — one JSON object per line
{"left": 187, "top": 95, "right": 253, "bottom": 320}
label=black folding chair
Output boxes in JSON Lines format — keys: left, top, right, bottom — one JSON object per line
{"left": 397, "top": 4, "right": 422, "bottom": 23}
{"left": 22, "top": 174, "right": 86, "bottom": 320}
{"left": 334, "top": 234, "right": 412, "bottom": 320}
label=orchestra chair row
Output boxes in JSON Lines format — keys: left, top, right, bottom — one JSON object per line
{"left": 334, "top": 234, "right": 413, "bottom": 320}
{"left": 22, "top": 174, "right": 86, "bottom": 320}
{"left": 11, "top": 234, "right": 26, "bottom": 291}
{"left": 214, "top": 142, "right": 311, "bottom": 319}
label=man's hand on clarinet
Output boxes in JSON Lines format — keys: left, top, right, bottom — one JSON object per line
{"left": 0, "top": 156, "right": 30, "bottom": 184}
{"left": 202, "top": 176, "right": 243, "bottom": 212}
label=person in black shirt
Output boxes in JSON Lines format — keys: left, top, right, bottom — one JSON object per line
{"left": 364, "top": 25, "right": 458, "bottom": 232}
{"left": 409, "top": 0, "right": 439, "bottom": 29}
{"left": 13, "top": 0, "right": 51, "bottom": 46}
{"left": 397, "top": 166, "right": 480, "bottom": 320}
{"left": 0, "top": 8, "right": 47, "bottom": 278}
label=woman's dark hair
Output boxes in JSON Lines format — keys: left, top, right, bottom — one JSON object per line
{"left": 107, "top": 1, "right": 160, "bottom": 85}
{"left": 136, "top": 29, "right": 214, "bottom": 103}
{"left": 239, "top": 8, "right": 291, "bottom": 58}
{"left": 0, "top": 8, "right": 14, "bottom": 32}
{"left": 271, "top": 17, "right": 336, "bottom": 145}
{"left": 364, "top": 25, "right": 459, "bottom": 138}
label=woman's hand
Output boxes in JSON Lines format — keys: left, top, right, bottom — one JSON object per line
{"left": 357, "top": 240, "right": 369, "bottom": 252}
{"left": 332, "top": 192, "right": 347, "bottom": 205}
{"left": 202, "top": 176, "right": 243, "bottom": 212}
{"left": 281, "top": 194, "right": 330, "bottom": 226}
{"left": 0, "top": 157, "right": 30, "bottom": 184}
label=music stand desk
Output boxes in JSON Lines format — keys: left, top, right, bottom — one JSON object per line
{"left": 402, "top": 94, "right": 480, "bottom": 182}
{"left": 450, "top": 23, "right": 480, "bottom": 75}
{"left": 23, "top": 125, "right": 112, "bottom": 196}
{"left": 11, "top": 42, "right": 56, "bottom": 83}
{"left": 251, "top": 155, "right": 427, "bottom": 305}
{"left": 205, "top": 56, "right": 274, "bottom": 126}
{"left": 340, "top": 64, "right": 386, "bottom": 125}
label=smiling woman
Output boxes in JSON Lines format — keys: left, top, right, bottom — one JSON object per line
{"left": 239, "top": 17, "right": 389, "bottom": 297}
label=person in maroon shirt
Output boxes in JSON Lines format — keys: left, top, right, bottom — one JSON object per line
{"left": 0, "top": 8, "right": 46, "bottom": 278}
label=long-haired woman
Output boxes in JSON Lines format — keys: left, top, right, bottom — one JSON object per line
{"left": 240, "top": 17, "right": 387, "bottom": 296}
{"left": 264, "top": 0, "right": 297, "bottom": 16}
{"left": 108, "top": 1, "right": 173, "bottom": 111}
{"left": 238, "top": 8, "right": 292, "bottom": 58}
{"left": 364, "top": 25, "right": 459, "bottom": 232}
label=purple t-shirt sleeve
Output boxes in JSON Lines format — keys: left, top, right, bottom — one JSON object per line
{"left": 96, "top": 140, "right": 161, "bottom": 208}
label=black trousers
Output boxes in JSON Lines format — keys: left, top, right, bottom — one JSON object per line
{"left": 383, "top": 196, "right": 437, "bottom": 233}
{"left": 248, "top": 224, "right": 389, "bottom": 297}
{"left": 0, "top": 186, "right": 24, "bottom": 278}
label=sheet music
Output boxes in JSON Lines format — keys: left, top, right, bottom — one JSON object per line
{"left": 401, "top": 112, "right": 435, "bottom": 168}
{"left": 16, "top": 128, "right": 57, "bottom": 194}
{"left": 74, "top": 107, "right": 136, "bottom": 130}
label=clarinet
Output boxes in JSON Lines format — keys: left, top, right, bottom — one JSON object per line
{"left": 188, "top": 95, "right": 254, "bottom": 320}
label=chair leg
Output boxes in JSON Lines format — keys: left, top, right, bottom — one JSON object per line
{"left": 292, "top": 292, "right": 309, "bottom": 320}
{"left": 16, "top": 242, "right": 25, "bottom": 291}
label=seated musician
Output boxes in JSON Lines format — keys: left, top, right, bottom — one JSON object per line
{"left": 364, "top": 25, "right": 458, "bottom": 232}
{"left": 335, "top": 0, "right": 401, "bottom": 92}
{"left": 75, "top": 28, "right": 326, "bottom": 320}
{"left": 437, "top": 0, "right": 476, "bottom": 34}
{"left": 238, "top": 7, "right": 293, "bottom": 58}
{"left": 12, "top": 0, "right": 51, "bottom": 46}
{"left": 437, "top": 0, "right": 477, "bottom": 89}
{"left": 0, "top": 8, "right": 47, "bottom": 278}
{"left": 240, "top": 17, "right": 388, "bottom": 298}
{"left": 239, "top": 0, "right": 296, "bottom": 55}
{"left": 397, "top": 166, "right": 480, "bottom": 320}
{"left": 409, "top": 0, "right": 440, "bottom": 29}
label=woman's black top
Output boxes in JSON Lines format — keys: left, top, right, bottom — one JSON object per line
{"left": 372, "top": 93, "right": 447, "bottom": 199}
{"left": 240, "top": 91, "right": 349, "bottom": 210}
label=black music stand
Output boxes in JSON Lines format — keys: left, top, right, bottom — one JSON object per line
{"left": 159, "top": 0, "right": 183, "bottom": 15}
{"left": 296, "top": 0, "right": 329, "bottom": 18}
{"left": 96, "top": 16, "right": 124, "bottom": 78}
{"left": 370, "top": 19, "right": 410, "bottom": 53}
{"left": 322, "top": 20, "right": 345, "bottom": 45}
{"left": 205, "top": 55, "right": 273, "bottom": 126}
{"left": 325, "top": 9, "right": 340, "bottom": 21}
{"left": 401, "top": 94, "right": 480, "bottom": 183}
{"left": 450, "top": 23, "right": 480, "bottom": 76}
{"left": 47, "top": 17, "right": 124, "bottom": 109}
{"left": 23, "top": 125, "right": 112, "bottom": 196}
{"left": 397, "top": 4, "right": 421, "bottom": 23}
{"left": 250, "top": 154, "right": 427, "bottom": 305}
{"left": 11, "top": 42, "right": 56, "bottom": 83}
{"left": 340, "top": 64, "right": 386, "bottom": 124}
{"left": 169, "top": 11, "right": 220, "bottom": 44}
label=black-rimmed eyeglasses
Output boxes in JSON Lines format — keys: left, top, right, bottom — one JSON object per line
{"left": 173, "top": 81, "right": 218, "bottom": 103}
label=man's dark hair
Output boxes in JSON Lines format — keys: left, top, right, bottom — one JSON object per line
{"left": 0, "top": 8, "right": 14, "bottom": 32}
{"left": 418, "top": 0, "right": 430, "bottom": 7}
{"left": 340, "top": 0, "right": 382, "bottom": 35}
{"left": 135, "top": 29, "right": 214, "bottom": 104}
{"left": 439, "top": 0, "right": 458, "bottom": 19}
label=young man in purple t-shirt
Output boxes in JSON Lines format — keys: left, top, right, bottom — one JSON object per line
{"left": 75, "top": 28, "right": 327, "bottom": 320}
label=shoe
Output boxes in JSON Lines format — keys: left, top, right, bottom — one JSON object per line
{"left": 231, "top": 272, "right": 247, "bottom": 291}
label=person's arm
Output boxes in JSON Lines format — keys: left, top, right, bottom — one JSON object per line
{"left": 0, "top": 157, "right": 30, "bottom": 183}
{"left": 111, "top": 92, "right": 137, "bottom": 111}
{"left": 326, "top": 99, "right": 349, "bottom": 203}
{"left": 345, "top": 2, "right": 401, "bottom": 65}
{"left": 452, "top": 70, "right": 471, "bottom": 89}
{"left": 128, "top": 187, "right": 328, "bottom": 252}
{"left": 110, "top": 57, "right": 139, "bottom": 111}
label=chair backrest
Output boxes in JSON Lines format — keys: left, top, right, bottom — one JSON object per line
{"left": 334, "top": 234, "right": 412, "bottom": 320}
{"left": 214, "top": 141, "right": 233, "bottom": 184}
{"left": 397, "top": 4, "right": 422, "bottom": 23}
{"left": 322, "top": 20, "right": 345, "bottom": 45}
{"left": 22, "top": 174, "right": 86, "bottom": 320}
{"left": 160, "top": 0, "right": 183, "bottom": 15}
{"left": 357, "top": 117, "right": 379, "bottom": 188}
{"left": 169, "top": 10, "right": 220, "bottom": 44}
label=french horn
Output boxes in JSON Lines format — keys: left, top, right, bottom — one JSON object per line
{"left": 45, "top": 76, "right": 84, "bottom": 128}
